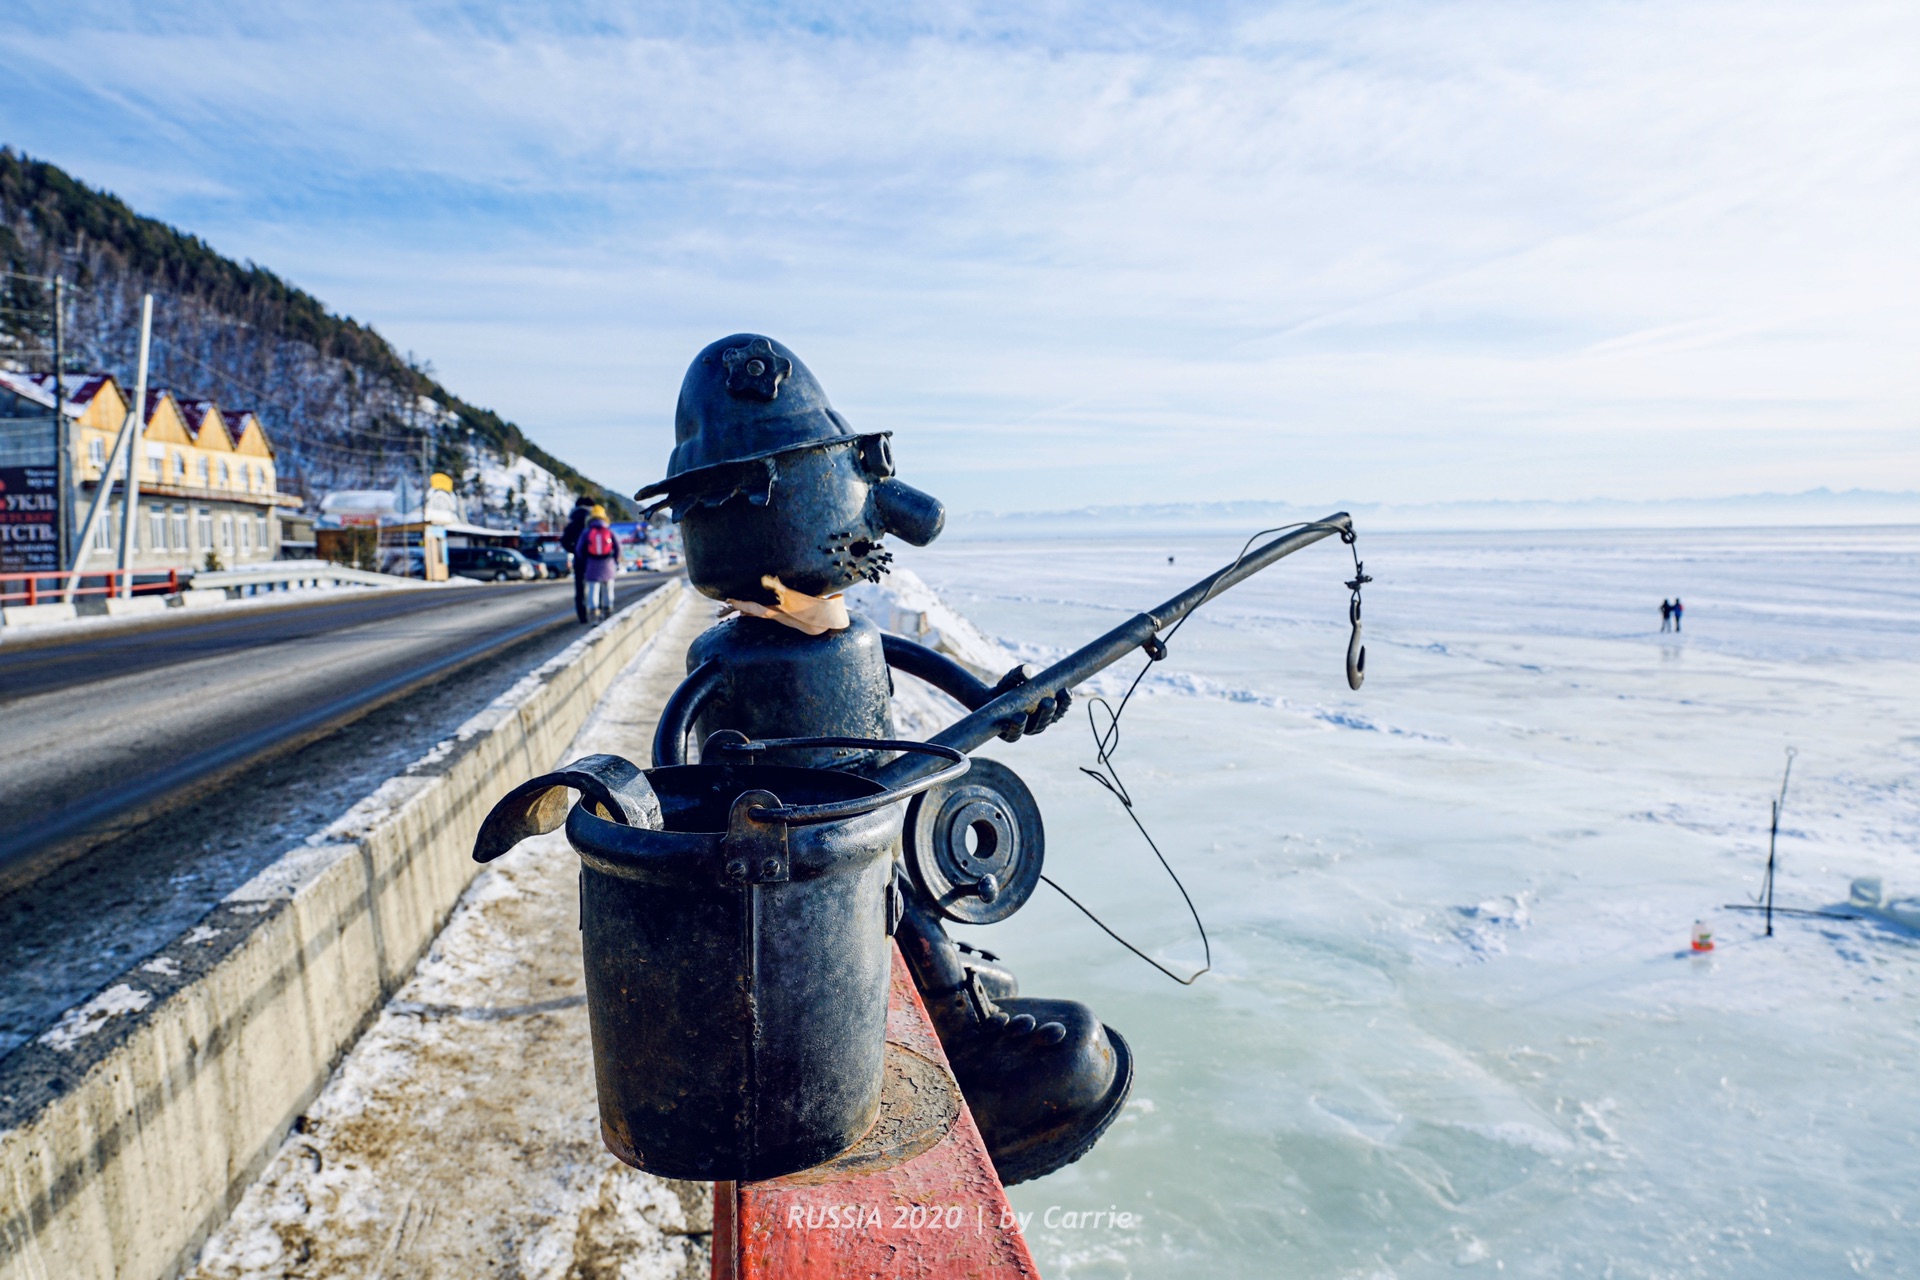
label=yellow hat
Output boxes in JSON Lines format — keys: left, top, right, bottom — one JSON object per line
{"left": 591, "top": 504, "right": 607, "bottom": 519}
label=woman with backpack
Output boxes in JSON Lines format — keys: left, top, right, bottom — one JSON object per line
{"left": 561, "top": 495, "right": 595, "bottom": 623}
{"left": 576, "top": 505, "right": 621, "bottom": 621}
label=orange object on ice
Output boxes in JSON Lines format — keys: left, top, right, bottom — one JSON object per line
{"left": 1691, "top": 921, "right": 1714, "bottom": 951}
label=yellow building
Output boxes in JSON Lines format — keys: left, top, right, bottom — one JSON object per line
{"left": 0, "top": 371, "right": 292, "bottom": 570}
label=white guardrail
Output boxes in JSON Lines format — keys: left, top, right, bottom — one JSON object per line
{"left": 189, "top": 560, "right": 440, "bottom": 595}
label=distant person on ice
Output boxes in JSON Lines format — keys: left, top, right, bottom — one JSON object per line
{"left": 1672, "top": 597, "right": 1683, "bottom": 632}
{"left": 562, "top": 495, "right": 594, "bottom": 624}
{"left": 1660, "top": 599, "right": 1673, "bottom": 631}
{"left": 576, "top": 505, "right": 621, "bottom": 621}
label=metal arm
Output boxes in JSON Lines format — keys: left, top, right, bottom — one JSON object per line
{"left": 651, "top": 659, "right": 725, "bottom": 766}
{"left": 872, "top": 513, "right": 1353, "bottom": 787}
{"left": 880, "top": 633, "right": 997, "bottom": 709}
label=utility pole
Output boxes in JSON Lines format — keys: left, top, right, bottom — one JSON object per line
{"left": 52, "top": 276, "right": 68, "bottom": 572}
{"left": 64, "top": 294, "right": 151, "bottom": 601}
{"left": 416, "top": 389, "right": 429, "bottom": 579}
{"left": 117, "top": 295, "right": 153, "bottom": 598}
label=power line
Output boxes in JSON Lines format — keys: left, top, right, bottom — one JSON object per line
{"left": 149, "top": 338, "right": 473, "bottom": 471}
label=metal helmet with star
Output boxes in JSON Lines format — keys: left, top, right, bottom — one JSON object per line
{"left": 638, "top": 334, "right": 945, "bottom": 604}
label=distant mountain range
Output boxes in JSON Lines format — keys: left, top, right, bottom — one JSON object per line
{"left": 0, "top": 148, "right": 626, "bottom": 517}
{"left": 953, "top": 488, "right": 1920, "bottom": 536}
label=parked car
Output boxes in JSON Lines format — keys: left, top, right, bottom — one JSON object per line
{"left": 523, "top": 537, "right": 570, "bottom": 579}
{"left": 448, "top": 546, "right": 536, "bottom": 582}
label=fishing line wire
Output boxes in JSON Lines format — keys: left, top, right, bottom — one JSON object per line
{"left": 1046, "top": 521, "right": 1365, "bottom": 985}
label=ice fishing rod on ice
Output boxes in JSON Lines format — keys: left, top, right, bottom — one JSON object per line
{"left": 874, "top": 511, "right": 1361, "bottom": 787}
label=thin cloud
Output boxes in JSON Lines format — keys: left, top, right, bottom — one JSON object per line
{"left": 0, "top": 0, "right": 1914, "bottom": 507}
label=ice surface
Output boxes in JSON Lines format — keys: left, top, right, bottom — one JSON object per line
{"left": 881, "top": 524, "right": 1920, "bottom": 1279}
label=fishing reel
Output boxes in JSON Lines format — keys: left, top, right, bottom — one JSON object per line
{"left": 902, "top": 757, "right": 1045, "bottom": 925}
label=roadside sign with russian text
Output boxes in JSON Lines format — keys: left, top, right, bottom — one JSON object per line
{"left": 0, "top": 466, "right": 60, "bottom": 572}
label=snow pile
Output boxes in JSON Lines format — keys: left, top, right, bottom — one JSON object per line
{"left": 841, "top": 566, "right": 1019, "bottom": 739}
{"left": 37, "top": 984, "right": 153, "bottom": 1052}
{"left": 845, "top": 566, "right": 1011, "bottom": 678}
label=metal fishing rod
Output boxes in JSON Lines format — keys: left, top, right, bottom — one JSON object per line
{"left": 873, "top": 511, "right": 1355, "bottom": 786}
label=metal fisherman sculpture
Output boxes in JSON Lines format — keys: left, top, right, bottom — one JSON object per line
{"left": 639, "top": 335, "right": 1130, "bottom": 1184}
{"left": 473, "top": 333, "right": 1365, "bottom": 1187}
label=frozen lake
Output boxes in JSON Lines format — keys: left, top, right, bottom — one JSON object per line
{"left": 891, "top": 524, "right": 1920, "bottom": 1279}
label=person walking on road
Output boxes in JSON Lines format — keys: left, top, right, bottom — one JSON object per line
{"left": 561, "top": 495, "right": 594, "bottom": 623}
{"left": 1672, "top": 597, "right": 1683, "bottom": 632}
{"left": 1660, "top": 599, "right": 1673, "bottom": 632}
{"left": 577, "top": 505, "right": 621, "bottom": 621}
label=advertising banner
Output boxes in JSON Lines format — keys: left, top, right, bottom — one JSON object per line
{"left": 610, "top": 521, "right": 642, "bottom": 570}
{"left": 0, "top": 465, "right": 61, "bottom": 573}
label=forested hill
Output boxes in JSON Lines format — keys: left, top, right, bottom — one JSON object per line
{"left": 0, "top": 148, "right": 628, "bottom": 517}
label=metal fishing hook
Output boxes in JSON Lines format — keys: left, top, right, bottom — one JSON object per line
{"left": 1341, "top": 530, "right": 1371, "bottom": 690}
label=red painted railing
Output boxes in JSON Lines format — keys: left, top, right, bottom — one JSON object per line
{"left": 0, "top": 569, "right": 179, "bottom": 607}
{"left": 712, "top": 947, "right": 1041, "bottom": 1278}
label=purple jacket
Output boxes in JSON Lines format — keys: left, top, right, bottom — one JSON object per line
{"left": 576, "top": 519, "right": 620, "bottom": 582}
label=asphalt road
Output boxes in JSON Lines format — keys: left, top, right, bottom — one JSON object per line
{"left": 0, "top": 575, "right": 668, "bottom": 884}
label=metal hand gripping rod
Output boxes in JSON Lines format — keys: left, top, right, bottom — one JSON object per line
{"left": 873, "top": 512, "right": 1353, "bottom": 789}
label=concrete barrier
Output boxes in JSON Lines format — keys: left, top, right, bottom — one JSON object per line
{"left": 172, "top": 589, "right": 229, "bottom": 610}
{"left": 0, "top": 603, "right": 76, "bottom": 628}
{"left": 103, "top": 596, "right": 168, "bottom": 618}
{"left": 0, "top": 580, "right": 687, "bottom": 1280}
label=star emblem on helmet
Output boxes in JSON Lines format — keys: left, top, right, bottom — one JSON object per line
{"left": 721, "top": 339, "right": 792, "bottom": 401}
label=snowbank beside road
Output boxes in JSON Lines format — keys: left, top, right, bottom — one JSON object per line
{"left": 185, "top": 592, "right": 715, "bottom": 1280}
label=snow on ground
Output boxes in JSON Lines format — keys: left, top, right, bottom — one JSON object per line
{"left": 185, "top": 527, "right": 1918, "bottom": 1279}
{"left": 845, "top": 565, "right": 1020, "bottom": 737}
{"left": 187, "top": 596, "right": 715, "bottom": 1280}
{"left": 877, "top": 524, "right": 1920, "bottom": 1279}
{"left": 845, "top": 566, "right": 1012, "bottom": 677}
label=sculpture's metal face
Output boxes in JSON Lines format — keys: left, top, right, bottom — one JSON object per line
{"left": 642, "top": 335, "right": 945, "bottom": 604}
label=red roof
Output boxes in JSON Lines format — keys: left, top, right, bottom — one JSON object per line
{"left": 173, "top": 396, "right": 226, "bottom": 442}
{"left": 0, "top": 370, "right": 118, "bottom": 414}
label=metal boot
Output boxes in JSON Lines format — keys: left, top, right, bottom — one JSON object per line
{"left": 898, "top": 904, "right": 1133, "bottom": 1185}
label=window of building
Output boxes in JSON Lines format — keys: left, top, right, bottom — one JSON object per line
{"left": 172, "top": 452, "right": 185, "bottom": 480}
{"left": 92, "top": 517, "right": 113, "bottom": 551}
{"left": 197, "top": 457, "right": 210, "bottom": 485}
{"left": 171, "top": 506, "right": 188, "bottom": 551}
{"left": 239, "top": 517, "right": 252, "bottom": 551}
{"left": 88, "top": 436, "right": 106, "bottom": 468}
{"left": 219, "top": 514, "right": 233, "bottom": 550}
{"left": 219, "top": 460, "right": 231, "bottom": 485}
{"left": 256, "top": 516, "right": 269, "bottom": 551}
{"left": 197, "top": 509, "right": 214, "bottom": 549}
{"left": 148, "top": 454, "right": 162, "bottom": 480}
{"left": 149, "top": 506, "right": 166, "bottom": 550}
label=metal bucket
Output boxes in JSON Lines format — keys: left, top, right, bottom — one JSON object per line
{"left": 481, "top": 734, "right": 965, "bottom": 1182}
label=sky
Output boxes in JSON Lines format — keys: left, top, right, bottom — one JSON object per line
{"left": 2, "top": 1, "right": 1916, "bottom": 512}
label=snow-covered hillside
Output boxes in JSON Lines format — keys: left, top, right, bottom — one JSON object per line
{"left": 467, "top": 444, "right": 578, "bottom": 530}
